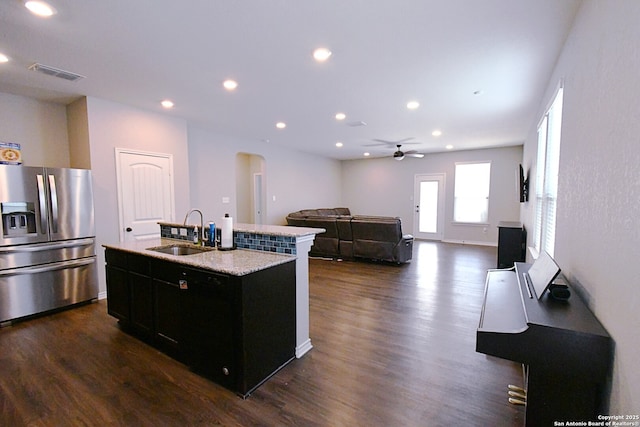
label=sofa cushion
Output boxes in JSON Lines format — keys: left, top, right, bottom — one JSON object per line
{"left": 351, "top": 218, "right": 401, "bottom": 261}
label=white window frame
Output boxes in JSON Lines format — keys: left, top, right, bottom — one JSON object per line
{"left": 534, "top": 85, "right": 563, "bottom": 257}
{"left": 453, "top": 161, "right": 491, "bottom": 225}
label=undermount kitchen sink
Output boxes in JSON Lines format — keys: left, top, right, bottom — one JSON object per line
{"left": 147, "top": 244, "right": 213, "bottom": 256}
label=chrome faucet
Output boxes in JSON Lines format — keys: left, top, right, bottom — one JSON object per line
{"left": 183, "top": 208, "right": 204, "bottom": 245}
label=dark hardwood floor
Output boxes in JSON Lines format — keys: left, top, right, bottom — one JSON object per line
{"left": 0, "top": 241, "right": 524, "bottom": 426}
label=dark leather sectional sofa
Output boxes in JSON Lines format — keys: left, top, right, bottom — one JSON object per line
{"left": 286, "top": 208, "right": 413, "bottom": 263}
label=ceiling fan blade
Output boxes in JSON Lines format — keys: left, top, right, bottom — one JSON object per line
{"left": 396, "top": 137, "right": 416, "bottom": 144}
{"left": 406, "top": 153, "right": 425, "bottom": 158}
{"left": 371, "top": 137, "right": 419, "bottom": 146}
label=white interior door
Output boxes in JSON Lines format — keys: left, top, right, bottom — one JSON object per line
{"left": 253, "top": 173, "right": 264, "bottom": 225}
{"left": 414, "top": 173, "right": 445, "bottom": 240}
{"left": 116, "top": 149, "right": 175, "bottom": 242}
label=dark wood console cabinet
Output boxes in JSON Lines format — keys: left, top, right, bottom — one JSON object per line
{"left": 104, "top": 248, "right": 296, "bottom": 397}
{"left": 497, "top": 221, "right": 526, "bottom": 268}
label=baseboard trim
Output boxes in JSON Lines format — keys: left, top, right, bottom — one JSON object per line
{"left": 295, "top": 339, "right": 313, "bottom": 359}
{"left": 442, "top": 239, "right": 497, "bottom": 247}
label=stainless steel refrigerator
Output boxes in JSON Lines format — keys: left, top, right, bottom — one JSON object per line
{"left": 0, "top": 165, "right": 98, "bottom": 324}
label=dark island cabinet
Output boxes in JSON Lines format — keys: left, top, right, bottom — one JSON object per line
{"left": 105, "top": 249, "right": 129, "bottom": 322}
{"left": 148, "top": 259, "right": 186, "bottom": 358}
{"left": 104, "top": 248, "right": 296, "bottom": 397}
{"left": 128, "top": 254, "right": 153, "bottom": 338}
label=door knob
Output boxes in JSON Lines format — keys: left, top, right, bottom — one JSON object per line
{"left": 125, "top": 227, "right": 132, "bottom": 232}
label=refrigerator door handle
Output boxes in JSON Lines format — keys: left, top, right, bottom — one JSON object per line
{"left": 0, "top": 257, "right": 96, "bottom": 277}
{"left": 0, "top": 238, "right": 95, "bottom": 254}
{"left": 36, "top": 174, "right": 48, "bottom": 234}
{"left": 48, "top": 174, "right": 59, "bottom": 233}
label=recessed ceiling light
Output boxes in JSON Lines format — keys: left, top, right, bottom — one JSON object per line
{"left": 25, "top": 1, "right": 57, "bottom": 17}
{"left": 313, "top": 47, "right": 332, "bottom": 62}
{"left": 276, "top": 122, "right": 286, "bottom": 129}
{"left": 407, "top": 101, "right": 420, "bottom": 110}
{"left": 335, "top": 112, "right": 346, "bottom": 121}
{"left": 446, "top": 144, "right": 454, "bottom": 150}
{"left": 335, "top": 142, "right": 343, "bottom": 148}
{"left": 0, "top": 53, "right": 9, "bottom": 63}
{"left": 161, "top": 100, "right": 174, "bottom": 109}
{"left": 432, "top": 130, "right": 442, "bottom": 137}
{"left": 223, "top": 79, "right": 238, "bottom": 91}
{"left": 363, "top": 152, "right": 370, "bottom": 157}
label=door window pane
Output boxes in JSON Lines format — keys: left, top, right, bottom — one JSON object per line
{"left": 419, "top": 181, "right": 438, "bottom": 233}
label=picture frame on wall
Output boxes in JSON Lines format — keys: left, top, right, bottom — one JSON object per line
{"left": 0, "top": 142, "right": 22, "bottom": 165}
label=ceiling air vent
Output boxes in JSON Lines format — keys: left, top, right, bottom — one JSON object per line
{"left": 28, "top": 63, "right": 85, "bottom": 82}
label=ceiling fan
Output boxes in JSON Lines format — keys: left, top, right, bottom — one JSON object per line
{"left": 363, "top": 137, "right": 425, "bottom": 160}
{"left": 391, "top": 144, "right": 424, "bottom": 161}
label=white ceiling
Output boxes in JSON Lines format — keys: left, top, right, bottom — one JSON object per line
{"left": 0, "top": 0, "right": 581, "bottom": 160}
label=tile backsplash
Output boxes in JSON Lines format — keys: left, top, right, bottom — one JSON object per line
{"left": 235, "top": 232, "right": 296, "bottom": 255}
{"left": 160, "top": 224, "right": 196, "bottom": 242}
{"left": 159, "top": 224, "right": 296, "bottom": 255}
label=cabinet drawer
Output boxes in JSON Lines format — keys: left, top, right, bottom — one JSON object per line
{"left": 105, "top": 249, "right": 127, "bottom": 268}
{"left": 128, "top": 253, "right": 150, "bottom": 275}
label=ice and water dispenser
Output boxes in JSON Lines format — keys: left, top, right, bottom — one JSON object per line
{"left": 1, "top": 202, "right": 37, "bottom": 237}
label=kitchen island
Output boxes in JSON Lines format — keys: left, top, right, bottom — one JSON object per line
{"left": 103, "top": 238, "right": 297, "bottom": 397}
{"left": 158, "top": 222, "right": 324, "bottom": 358}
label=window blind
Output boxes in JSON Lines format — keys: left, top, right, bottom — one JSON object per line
{"left": 535, "top": 87, "right": 563, "bottom": 257}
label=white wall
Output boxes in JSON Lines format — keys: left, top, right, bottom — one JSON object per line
{"left": 520, "top": 0, "right": 640, "bottom": 414}
{"left": 342, "top": 146, "right": 523, "bottom": 245}
{"left": 80, "top": 97, "right": 191, "bottom": 294}
{"left": 0, "top": 92, "right": 70, "bottom": 167}
{"left": 187, "top": 125, "right": 343, "bottom": 226}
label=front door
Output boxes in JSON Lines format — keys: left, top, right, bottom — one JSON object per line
{"left": 115, "top": 149, "right": 175, "bottom": 242}
{"left": 413, "top": 173, "right": 445, "bottom": 240}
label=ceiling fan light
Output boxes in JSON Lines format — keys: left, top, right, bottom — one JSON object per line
{"left": 394, "top": 155, "right": 404, "bottom": 161}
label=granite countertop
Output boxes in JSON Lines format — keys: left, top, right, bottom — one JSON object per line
{"left": 103, "top": 238, "right": 295, "bottom": 276}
